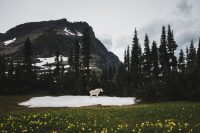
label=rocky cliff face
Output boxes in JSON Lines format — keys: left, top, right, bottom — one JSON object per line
{"left": 0, "top": 18, "right": 120, "bottom": 70}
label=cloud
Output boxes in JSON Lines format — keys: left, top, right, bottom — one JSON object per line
{"left": 97, "top": 0, "right": 200, "bottom": 61}
{"left": 176, "top": 0, "right": 193, "bottom": 16}
{"left": 138, "top": 0, "right": 200, "bottom": 55}
{"left": 97, "top": 34, "right": 113, "bottom": 50}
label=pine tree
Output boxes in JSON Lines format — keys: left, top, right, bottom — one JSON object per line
{"left": 127, "top": 45, "right": 130, "bottom": 71}
{"left": 81, "top": 27, "right": 92, "bottom": 92}
{"left": 167, "top": 25, "right": 178, "bottom": 71}
{"left": 0, "top": 54, "right": 6, "bottom": 93}
{"left": 196, "top": 38, "right": 200, "bottom": 69}
{"left": 0, "top": 54, "right": 6, "bottom": 79}
{"left": 74, "top": 39, "right": 80, "bottom": 76}
{"left": 68, "top": 45, "right": 74, "bottom": 71}
{"left": 143, "top": 33, "right": 151, "bottom": 78}
{"left": 23, "top": 37, "right": 33, "bottom": 87}
{"left": 124, "top": 50, "right": 127, "bottom": 71}
{"left": 178, "top": 49, "right": 185, "bottom": 73}
{"left": 24, "top": 37, "right": 33, "bottom": 72}
{"left": 171, "top": 31, "right": 178, "bottom": 72}
{"left": 54, "top": 49, "right": 61, "bottom": 79}
{"left": 186, "top": 46, "right": 189, "bottom": 66}
{"left": 82, "top": 27, "right": 92, "bottom": 76}
{"left": 151, "top": 41, "right": 159, "bottom": 79}
{"left": 159, "top": 26, "right": 169, "bottom": 75}
{"left": 8, "top": 59, "right": 14, "bottom": 80}
{"left": 187, "top": 40, "right": 196, "bottom": 70}
{"left": 130, "top": 28, "right": 142, "bottom": 94}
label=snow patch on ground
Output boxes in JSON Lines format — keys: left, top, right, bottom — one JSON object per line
{"left": 64, "top": 27, "right": 82, "bottom": 37}
{"left": 64, "top": 28, "right": 76, "bottom": 36}
{"left": 76, "top": 31, "right": 82, "bottom": 36}
{"left": 35, "top": 56, "right": 68, "bottom": 70}
{"left": 4, "top": 38, "right": 16, "bottom": 45}
{"left": 19, "top": 96, "right": 135, "bottom": 108}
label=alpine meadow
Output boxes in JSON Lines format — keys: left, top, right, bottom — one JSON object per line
{"left": 0, "top": 0, "right": 200, "bottom": 133}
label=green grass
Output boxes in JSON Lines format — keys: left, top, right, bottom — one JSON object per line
{"left": 0, "top": 96, "right": 200, "bottom": 133}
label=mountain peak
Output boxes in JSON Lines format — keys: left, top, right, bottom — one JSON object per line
{"left": 0, "top": 19, "right": 120, "bottom": 69}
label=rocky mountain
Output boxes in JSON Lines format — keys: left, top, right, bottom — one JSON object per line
{"left": 0, "top": 18, "right": 120, "bottom": 70}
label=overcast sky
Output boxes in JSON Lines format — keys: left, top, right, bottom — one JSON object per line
{"left": 0, "top": 0, "right": 200, "bottom": 61}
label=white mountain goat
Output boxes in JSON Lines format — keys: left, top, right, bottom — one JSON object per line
{"left": 89, "top": 88, "right": 103, "bottom": 96}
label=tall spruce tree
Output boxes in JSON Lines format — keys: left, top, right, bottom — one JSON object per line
{"left": 0, "top": 54, "right": 6, "bottom": 79}
{"left": 74, "top": 39, "right": 80, "bottom": 76}
{"left": 167, "top": 25, "right": 178, "bottom": 71}
{"left": 196, "top": 38, "right": 200, "bottom": 69}
{"left": 82, "top": 27, "right": 91, "bottom": 76}
{"left": 124, "top": 50, "right": 127, "bottom": 71}
{"left": 127, "top": 45, "right": 130, "bottom": 71}
{"left": 24, "top": 37, "right": 33, "bottom": 72}
{"left": 54, "top": 49, "right": 61, "bottom": 79}
{"left": 187, "top": 40, "right": 196, "bottom": 70}
{"left": 68, "top": 45, "right": 74, "bottom": 71}
{"left": 130, "top": 28, "right": 142, "bottom": 95}
{"left": 8, "top": 59, "right": 14, "bottom": 81}
{"left": 178, "top": 49, "right": 185, "bottom": 73}
{"left": 151, "top": 41, "right": 159, "bottom": 79}
{"left": 159, "top": 26, "right": 169, "bottom": 75}
{"left": 81, "top": 27, "right": 92, "bottom": 92}
{"left": 143, "top": 33, "right": 151, "bottom": 78}
{"left": 23, "top": 37, "right": 33, "bottom": 86}
{"left": 0, "top": 54, "right": 6, "bottom": 92}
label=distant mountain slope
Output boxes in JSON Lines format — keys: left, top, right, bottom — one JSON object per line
{"left": 0, "top": 18, "right": 120, "bottom": 70}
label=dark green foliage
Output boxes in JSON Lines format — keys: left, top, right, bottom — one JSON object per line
{"left": 124, "top": 45, "right": 130, "bottom": 72}
{"left": 178, "top": 49, "right": 185, "bottom": 73}
{"left": 187, "top": 40, "right": 196, "bottom": 70}
{"left": 82, "top": 27, "right": 91, "bottom": 73}
{"left": 116, "top": 25, "right": 200, "bottom": 102}
{"left": 0, "top": 54, "right": 6, "bottom": 94}
{"left": 130, "top": 29, "right": 142, "bottom": 92}
{"left": 23, "top": 37, "right": 33, "bottom": 77}
{"left": 2, "top": 24, "right": 200, "bottom": 102}
{"left": 159, "top": 26, "right": 169, "bottom": 74}
{"left": 151, "top": 41, "right": 159, "bottom": 79}
{"left": 143, "top": 34, "right": 151, "bottom": 78}
{"left": 74, "top": 39, "right": 80, "bottom": 76}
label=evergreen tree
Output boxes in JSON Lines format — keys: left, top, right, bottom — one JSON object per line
{"left": 0, "top": 54, "right": 6, "bottom": 79}
{"left": 167, "top": 25, "right": 178, "bottom": 71}
{"left": 194, "top": 38, "right": 200, "bottom": 100}
{"left": 124, "top": 50, "right": 127, "bottom": 71}
{"left": 54, "top": 49, "right": 61, "bottom": 80}
{"left": 159, "top": 26, "right": 169, "bottom": 75}
{"left": 8, "top": 59, "right": 14, "bottom": 81}
{"left": 196, "top": 38, "right": 200, "bottom": 69}
{"left": 130, "top": 29, "right": 142, "bottom": 90}
{"left": 126, "top": 45, "right": 130, "bottom": 71}
{"left": 82, "top": 27, "right": 92, "bottom": 76}
{"left": 186, "top": 46, "right": 189, "bottom": 67}
{"left": 0, "top": 54, "right": 6, "bottom": 93}
{"left": 81, "top": 27, "right": 92, "bottom": 92}
{"left": 24, "top": 37, "right": 33, "bottom": 71}
{"left": 68, "top": 45, "right": 74, "bottom": 71}
{"left": 151, "top": 41, "right": 159, "bottom": 79}
{"left": 178, "top": 49, "right": 185, "bottom": 73}
{"left": 23, "top": 37, "right": 34, "bottom": 88}
{"left": 187, "top": 40, "right": 196, "bottom": 70}
{"left": 74, "top": 39, "right": 80, "bottom": 76}
{"left": 143, "top": 33, "right": 151, "bottom": 78}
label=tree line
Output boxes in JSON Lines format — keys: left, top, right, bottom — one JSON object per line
{"left": 0, "top": 27, "right": 100, "bottom": 95}
{"left": 0, "top": 25, "right": 200, "bottom": 102}
{"left": 116, "top": 25, "right": 200, "bottom": 102}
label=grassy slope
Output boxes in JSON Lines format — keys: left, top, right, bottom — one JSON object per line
{"left": 0, "top": 96, "right": 200, "bottom": 133}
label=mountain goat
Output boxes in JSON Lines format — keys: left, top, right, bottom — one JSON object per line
{"left": 89, "top": 88, "right": 103, "bottom": 96}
